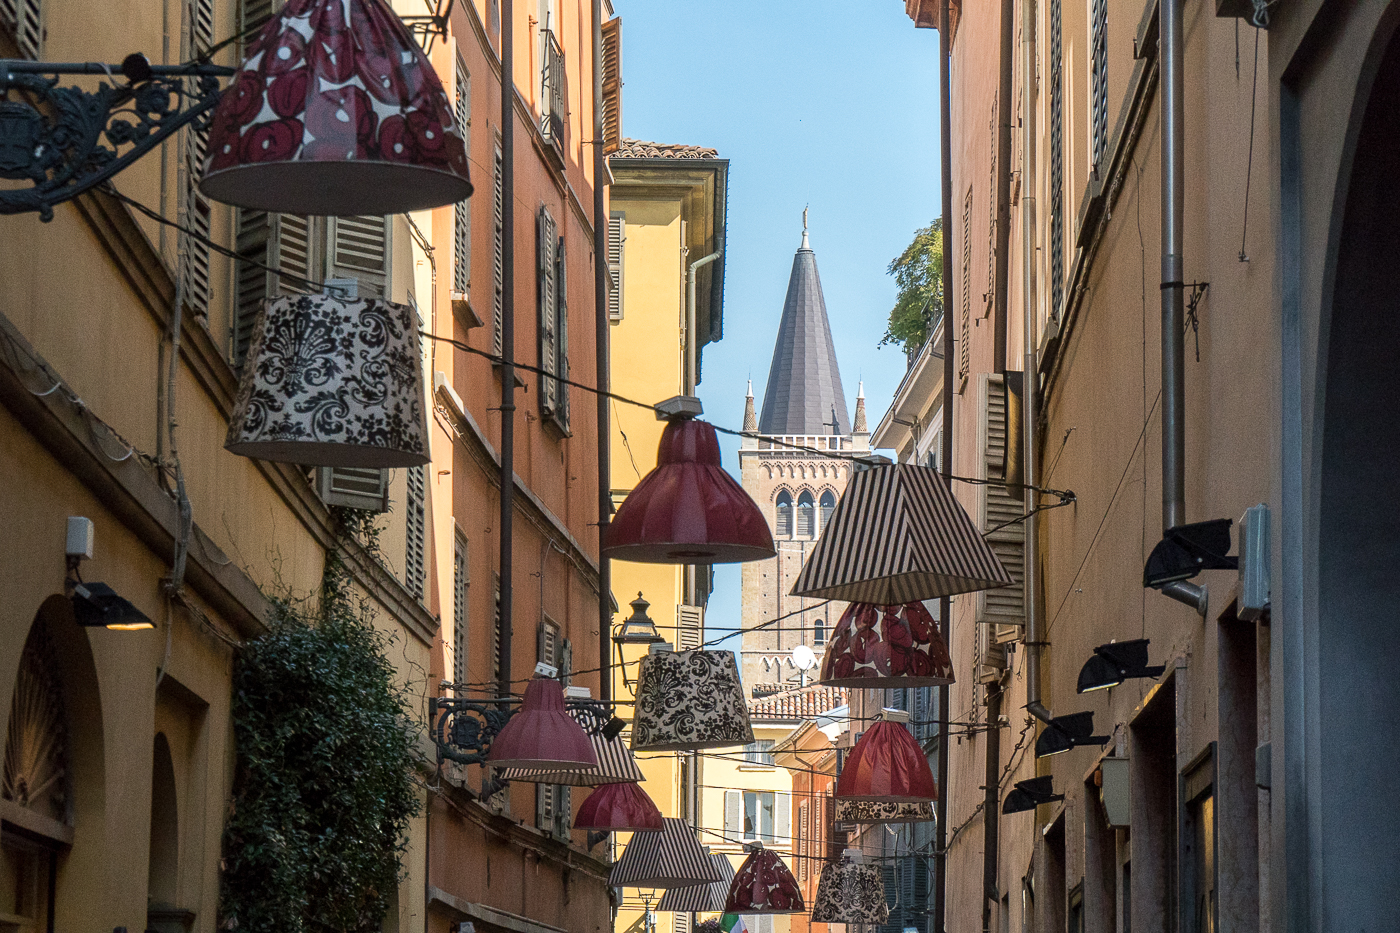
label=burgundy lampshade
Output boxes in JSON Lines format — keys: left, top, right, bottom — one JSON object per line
{"left": 820, "top": 601, "right": 955, "bottom": 688}
{"left": 723, "top": 845, "right": 804, "bottom": 915}
{"left": 604, "top": 418, "right": 776, "bottom": 564}
{"left": 486, "top": 679, "right": 598, "bottom": 771}
{"left": 201, "top": 0, "right": 472, "bottom": 215}
{"left": 573, "top": 781, "right": 664, "bottom": 833}
{"left": 836, "top": 718, "right": 938, "bottom": 803}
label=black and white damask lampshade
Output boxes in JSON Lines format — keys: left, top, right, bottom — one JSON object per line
{"left": 834, "top": 798, "right": 935, "bottom": 824}
{"left": 630, "top": 648, "right": 754, "bottom": 752}
{"left": 810, "top": 850, "right": 890, "bottom": 924}
{"left": 225, "top": 294, "right": 429, "bottom": 468}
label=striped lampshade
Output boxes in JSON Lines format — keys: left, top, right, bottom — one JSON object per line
{"left": 789, "top": 464, "right": 1012, "bottom": 604}
{"left": 656, "top": 852, "right": 736, "bottom": 912}
{"left": 609, "top": 818, "right": 723, "bottom": 888}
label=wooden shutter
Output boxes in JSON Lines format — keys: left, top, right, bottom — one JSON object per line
{"left": 233, "top": 210, "right": 272, "bottom": 367}
{"left": 453, "top": 530, "right": 468, "bottom": 689}
{"left": 600, "top": 17, "right": 622, "bottom": 153}
{"left": 879, "top": 864, "right": 899, "bottom": 933}
{"left": 959, "top": 188, "right": 972, "bottom": 389}
{"left": 724, "top": 789, "right": 741, "bottom": 837}
{"left": 453, "top": 54, "right": 471, "bottom": 296}
{"left": 316, "top": 467, "right": 389, "bottom": 512}
{"left": 180, "top": 0, "right": 214, "bottom": 315}
{"left": 536, "top": 206, "right": 559, "bottom": 416}
{"left": 776, "top": 792, "right": 790, "bottom": 843}
{"left": 492, "top": 145, "right": 504, "bottom": 355}
{"left": 554, "top": 235, "right": 569, "bottom": 430}
{"left": 1049, "top": 0, "right": 1065, "bottom": 320}
{"left": 676, "top": 605, "right": 703, "bottom": 649}
{"left": 538, "top": 619, "right": 560, "bottom": 671}
{"left": 1090, "top": 0, "right": 1108, "bottom": 174}
{"left": 239, "top": 0, "right": 277, "bottom": 45}
{"left": 976, "top": 375, "right": 1022, "bottom": 686}
{"left": 405, "top": 465, "right": 427, "bottom": 601}
{"left": 0, "top": 0, "right": 43, "bottom": 58}
{"left": 607, "top": 212, "right": 625, "bottom": 320}
{"left": 491, "top": 574, "right": 503, "bottom": 684}
{"left": 329, "top": 215, "right": 389, "bottom": 297}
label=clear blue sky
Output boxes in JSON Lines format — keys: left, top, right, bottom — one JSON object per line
{"left": 614, "top": 1, "right": 945, "bottom": 650}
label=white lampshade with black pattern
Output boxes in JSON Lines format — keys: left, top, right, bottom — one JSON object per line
{"left": 834, "top": 798, "right": 936, "bottom": 824}
{"left": 810, "top": 850, "right": 890, "bottom": 924}
{"left": 225, "top": 293, "right": 429, "bottom": 468}
{"left": 630, "top": 647, "right": 754, "bottom": 752}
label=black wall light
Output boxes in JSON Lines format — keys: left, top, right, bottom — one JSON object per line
{"left": 71, "top": 582, "right": 154, "bottom": 631}
{"left": 1003, "top": 776, "right": 1065, "bottom": 814}
{"left": 1034, "top": 711, "right": 1109, "bottom": 758}
{"left": 1143, "top": 518, "right": 1237, "bottom": 586}
{"left": 1077, "top": 639, "right": 1166, "bottom": 693}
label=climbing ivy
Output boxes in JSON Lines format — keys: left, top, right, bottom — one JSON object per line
{"left": 221, "top": 513, "right": 419, "bottom": 933}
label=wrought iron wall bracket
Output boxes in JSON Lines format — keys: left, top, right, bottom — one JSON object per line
{"left": 0, "top": 56, "right": 234, "bottom": 221}
{"left": 431, "top": 693, "right": 617, "bottom": 767}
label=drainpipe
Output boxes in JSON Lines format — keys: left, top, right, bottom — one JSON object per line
{"left": 498, "top": 0, "right": 516, "bottom": 700}
{"left": 591, "top": 0, "right": 612, "bottom": 703}
{"left": 1157, "top": 0, "right": 1206, "bottom": 611}
{"left": 934, "top": 0, "right": 954, "bottom": 929}
{"left": 992, "top": 0, "right": 1014, "bottom": 375}
{"left": 685, "top": 250, "right": 722, "bottom": 395}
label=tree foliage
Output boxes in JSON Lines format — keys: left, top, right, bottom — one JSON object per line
{"left": 881, "top": 219, "right": 945, "bottom": 355}
{"left": 221, "top": 533, "right": 419, "bottom": 933}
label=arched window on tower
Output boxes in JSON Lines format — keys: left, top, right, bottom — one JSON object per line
{"left": 819, "top": 490, "right": 836, "bottom": 533}
{"left": 797, "top": 491, "right": 816, "bottom": 537}
{"left": 775, "top": 490, "right": 794, "bottom": 537}
{"left": 813, "top": 618, "right": 826, "bottom": 647}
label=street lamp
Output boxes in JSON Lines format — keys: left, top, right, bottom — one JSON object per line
{"left": 613, "top": 593, "right": 665, "bottom": 645}
{"left": 1077, "top": 638, "right": 1165, "bottom": 693}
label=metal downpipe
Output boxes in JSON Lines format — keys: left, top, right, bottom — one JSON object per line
{"left": 591, "top": 0, "right": 612, "bottom": 704}
{"left": 497, "top": 0, "right": 516, "bottom": 700}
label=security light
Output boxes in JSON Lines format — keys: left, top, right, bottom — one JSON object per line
{"left": 1034, "top": 711, "right": 1109, "bottom": 758}
{"left": 1144, "top": 518, "right": 1238, "bottom": 587}
{"left": 70, "top": 582, "right": 154, "bottom": 631}
{"left": 1003, "top": 776, "right": 1064, "bottom": 814}
{"left": 1077, "top": 639, "right": 1166, "bottom": 693}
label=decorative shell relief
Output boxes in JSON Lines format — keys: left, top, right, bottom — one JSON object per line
{"left": 3, "top": 627, "right": 68, "bottom": 822}
{"left": 630, "top": 650, "right": 754, "bottom": 751}
{"left": 809, "top": 860, "right": 889, "bottom": 924}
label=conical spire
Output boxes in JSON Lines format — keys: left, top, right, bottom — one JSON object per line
{"left": 853, "top": 381, "right": 868, "bottom": 434}
{"left": 758, "top": 220, "right": 849, "bottom": 436}
{"left": 743, "top": 379, "right": 758, "bottom": 432}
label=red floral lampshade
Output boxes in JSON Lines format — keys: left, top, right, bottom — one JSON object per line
{"left": 836, "top": 714, "right": 938, "bottom": 803}
{"left": 605, "top": 414, "right": 776, "bottom": 564}
{"left": 723, "top": 845, "right": 804, "bottom": 915}
{"left": 486, "top": 678, "right": 598, "bottom": 771}
{"left": 820, "top": 601, "right": 955, "bottom": 688}
{"left": 573, "top": 781, "right": 664, "bottom": 833}
{"left": 201, "top": 0, "right": 472, "bottom": 215}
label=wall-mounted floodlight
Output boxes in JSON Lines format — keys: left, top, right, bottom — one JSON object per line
{"left": 71, "top": 582, "right": 154, "bottom": 631}
{"left": 1003, "top": 776, "right": 1065, "bottom": 814}
{"left": 1143, "top": 518, "right": 1237, "bottom": 586}
{"left": 1077, "top": 639, "right": 1166, "bottom": 693}
{"left": 1033, "top": 711, "right": 1109, "bottom": 758}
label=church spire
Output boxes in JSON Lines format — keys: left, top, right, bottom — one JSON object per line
{"left": 758, "top": 215, "right": 849, "bottom": 436}
{"left": 853, "top": 380, "right": 868, "bottom": 434}
{"left": 743, "top": 379, "right": 758, "bottom": 432}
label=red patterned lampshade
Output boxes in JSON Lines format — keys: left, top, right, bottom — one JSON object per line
{"left": 486, "top": 679, "right": 598, "bottom": 771}
{"left": 723, "top": 845, "right": 804, "bottom": 915}
{"left": 573, "top": 781, "right": 664, "bottom": 833}
{"left": 820, "top": 601, "right": 955, "bottom": 688}
{"left": 604, "top": 415, "right": 775, "bottom": 564}
{"left": 836, "top": 714, "right": 938, "bottom": 803}
{"left": 201, "top": 0, "right": 472, "bottom": 215}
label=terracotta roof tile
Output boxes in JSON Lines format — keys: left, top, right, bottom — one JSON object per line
{"left": 612, "top": 138, "right": 720, "bottom": 160}
{"left": 748, "top": 685, "right": 848, "bottom": 720}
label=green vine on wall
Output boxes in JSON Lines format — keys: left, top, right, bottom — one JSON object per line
{"left": 221, "top": 508, "right": 419, "bottom": 933}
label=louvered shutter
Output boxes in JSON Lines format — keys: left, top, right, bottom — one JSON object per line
{"left": 316, "top": 466, "right": 389, "bottom": 512}
{"left": 600, "top": 17, "right": 622, "bottom": 153}
{"left": 554, "top": 235, "right": 569, "bottom": 430}
{"left": 776, "top": 792, "right": 790, "bottom": 843}
{"left": 453, "top": 531, "right": 468, "bottom": 689}
{"left": 239, "top": 0, "right": 277, "bottom": 43}
{"left": 538, "top": 619, "right": 560, "bottom": 670}
{"left": 1090, "top": 0, "right": 1108, "bottom": 174}
{"left": 405, "top": 465, "right": 427, "bottom": 601}
{"left": 0, "top": 0, "right": 43, "bottom": 58}
{"left": 677, "top": 605, "right": 703, "bottom": 649}
{"left": 607, "top": 212, "right": 625, "bottom": 320}
{"left": 453, "top": 54, "right": 471, "bottom": 296}
{"left": 329, "top": 215, "right": 390, "bottom": 297}
{"left": 492, "top": 146, "right": 505, "bottom": 355}
{"left": 959, "top": 188, "right": 972, "bottom": 389}
{"left": 879, "top": 864, "right": 899, "bottom": 933}
{"left": 976, "top": 376, "right": 1022, "bottom": 685}
{"left": 724, "top": 789, "right": 741, "bottom": 836}
{"left": 492, "top": 574, "right": 503, "bottom": 684}
{"left": 537, "top": 782, "right": 553, "bottom": 831}
{"left": 233, "top": 210, "right": 272, "bottom": 367}
{"left": 1049, "top": 0, "right": 1065, "bottom": 320}
{"left": 536, "top": 207, "right": 558, "bottom": 415}
{"left": 179, "top": 0, "right": 214, "bottom": 316}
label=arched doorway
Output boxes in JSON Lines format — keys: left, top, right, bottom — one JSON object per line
{"left": 1317, "top": 13, "right": 1400, "bottom": 927}
{"left": 148, "top": 735, "right": 179, "bottom": 909}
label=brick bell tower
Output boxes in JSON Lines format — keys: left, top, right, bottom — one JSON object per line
{"left": 738, "top": 215, "right": 869, "bottom": 695}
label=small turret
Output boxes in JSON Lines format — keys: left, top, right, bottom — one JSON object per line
{"left": 742, "top": 379, "right": 758, "bottom": 449}
{"left": 852, "top": 381, "right": 870, "bottom": 451}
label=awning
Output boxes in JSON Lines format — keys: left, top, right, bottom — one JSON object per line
{"left": 656, "top": 851, "right": 735, "bottom": 912}
{"left": 789, "top": 464, "right": 1012, "bottom": 604}
{"left": 609, "top": 818, "right": 722, "bottom": 888}
{"left": 497, "top": 707, "right": 644, "bottom": 786}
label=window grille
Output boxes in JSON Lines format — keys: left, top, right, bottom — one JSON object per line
{"left": 539, "top": 26, "right": 566, "bottom": 152}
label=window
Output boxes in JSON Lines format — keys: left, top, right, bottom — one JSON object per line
{"left": 1049, "top": 0, "right": 1065, "bottom": 321}
{"left": 453, "top": 54, "right": 471, "bottom": 297}
{"left": 814, "top": 617, "right": 826, "bottom": 647}
{"left": 743, "top": 740, "right": 776, "bottom": 766}
{"left": 797, "top": 491, "right": 815, "bottom": 537}
{"left": 405, "top": 465, "right": 427, "bottom": 601}
{"left": 819, "top": 490, "right": 836, "bottom": 532}
{"left": 607, "top": 212, "right": 625, "bottom": 320}
{"left": 536, "top": 0, "right": 565, "bottom": 150}
{"left": 453, "top": 530, "right": 468, "bottom": 689}
{"left": 743, "top": 791, "right": 775, "bottom": 843}
{"left": 1090, "top": 0, "right": 1108, "bottom": 175}
{"left": 492, "top": 143, "right": 505, "bottom": 355}
{"left": 536, "top": 206, "right": 569, "bottom": 432}
{"left": 959, "top": 187, "right": 972, "bottom": 387}
{"left": 1, "top": 0, "right": 42, "bottom": 58}
{"left": 775, "top": 490, "right": 794, "bottom": 538}
{"left": 1069, "top": 883, "right": 1085, "bottom": 933}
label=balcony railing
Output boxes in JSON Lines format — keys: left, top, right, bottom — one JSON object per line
{"left": 540, "top": 29, "right": 566, "bottom": 157}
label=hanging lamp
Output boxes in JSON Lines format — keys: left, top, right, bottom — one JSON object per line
{"left": 631, "top": 645, "right": 754, "bottom": 752}
{"left": 834, "top": 798, "right": 935, "bottom": 824}
{"left": 201, "top": 0, "right": 472, "bottom": 215}
{"left": 819, "top": 601, "right": 955, "bottom": 687}
{"left": 656, "top": 852, "right": 736, "bottom": 913}
{"left": 790, "top": 464, "right": 1012, "bottom": 604}
{"left": 486, "top": 678, "right": 598, "bottom": 771}
{"left": 836, "top": 710, "right": 937, "bottom": 803}
{"left": 723, "top": 844, "right": 804, "bottom": 915}
{"left": 573, "top": 781, "right": 664, "bottom": 833}
{"left": 810, "top": 849, "right": 890, "bottom": 924}
{"left": 604, "top": 397, "right": 775, "bottom": 564}
{"left": 225, "top": 293, "right": 429, "bottom": 468}
{"left": 609, "top": 818, "right": 723, "bottom": 888}
{"left": 497, "top": 692, "right": 644, "bottom": 785}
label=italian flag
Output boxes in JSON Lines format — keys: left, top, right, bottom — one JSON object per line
{"left": 721, "top": 916, "right": 748, "bottom": 933}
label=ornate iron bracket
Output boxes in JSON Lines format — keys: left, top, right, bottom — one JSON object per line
{"left": 0, "top": 55, "right": 234, "bottom": 221}
{"left": 431, "top": 692, "right": 619, "bottom": 767}
{"left": 401, "top": 0, "right": 456, "bottom": 51}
